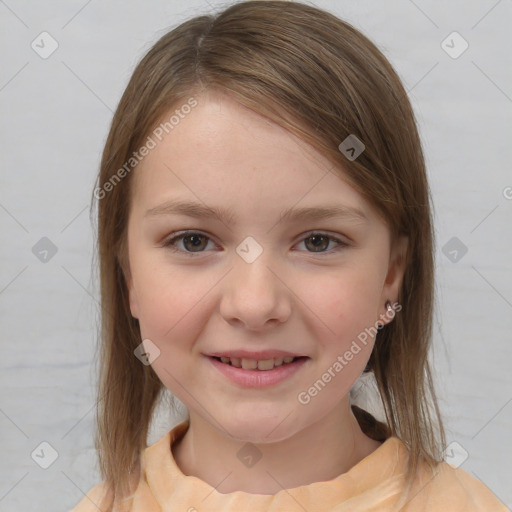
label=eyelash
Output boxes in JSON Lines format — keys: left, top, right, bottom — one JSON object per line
{"left": 162, "top": 230, "right": 349, "bottom": 257}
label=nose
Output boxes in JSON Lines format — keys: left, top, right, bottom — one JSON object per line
{"left": 219, "top": 248, "right": 292, "bottom": 331}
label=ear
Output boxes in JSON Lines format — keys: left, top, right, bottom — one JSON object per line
{"left": 379, "top": 235, "right": 408, "bottom": 321}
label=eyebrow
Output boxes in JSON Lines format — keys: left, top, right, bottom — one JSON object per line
{"left": 144, "top": 199, "right": 368, "bottom": 225}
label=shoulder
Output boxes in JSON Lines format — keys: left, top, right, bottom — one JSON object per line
{"left": 67, "top": 428, "right": 176, "bottom": 512}
{"left": 69, "top": 481, "right": 114, "bottom": 512}
{"left": 403, "top": 460, "right": 508, "bottom": 511}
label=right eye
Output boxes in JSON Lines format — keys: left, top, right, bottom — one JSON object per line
{"left": 163, "top": 231, "right": 216, "bottom": 256}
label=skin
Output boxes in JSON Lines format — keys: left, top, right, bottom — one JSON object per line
{"left": 125, "top": 90, "right": 408, "bottom": 494}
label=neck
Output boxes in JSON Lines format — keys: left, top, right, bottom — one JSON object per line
{"left": 171, "top": 399, "right": 382, "bottom": 495}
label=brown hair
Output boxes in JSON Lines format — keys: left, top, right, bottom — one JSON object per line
{"left": 91, "top": 0, "right": 445, "bottom": 506}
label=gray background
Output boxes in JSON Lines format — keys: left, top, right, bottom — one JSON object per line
{"left": 0, "top": 1, "right": 511, "bottom": 511}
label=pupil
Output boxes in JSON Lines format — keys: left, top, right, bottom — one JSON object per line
{"left": 308, "top": 235, "right": 328, "bottom": 252}
{"left": 186, "top": 235, "right": 205, "bottom": 251}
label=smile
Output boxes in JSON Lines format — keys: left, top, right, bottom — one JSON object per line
{"left": 207, "top": 355, "right": 309, "bottom": 388}
{"left": 212, "top": 355, "right": 301, "bottom": 371}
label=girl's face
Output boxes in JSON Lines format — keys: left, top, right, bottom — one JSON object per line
{"left": 125, "top": 91, "right": 406, "bottom": 443}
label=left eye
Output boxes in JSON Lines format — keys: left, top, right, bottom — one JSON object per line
{"left": 297, "top": 232, "right": 348, "bottom": 253}
{"left": 163, "top": 231, "right": 348, "bottom": 255}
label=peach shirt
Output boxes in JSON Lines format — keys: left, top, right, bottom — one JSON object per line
{"left": 70, "top": 420, "right": 508, "bottom": 512}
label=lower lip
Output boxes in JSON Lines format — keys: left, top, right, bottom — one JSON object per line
{"left": 206, "top": 356, "right": 309, "bottom": 388}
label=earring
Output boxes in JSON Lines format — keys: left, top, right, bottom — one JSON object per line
{"left": 377, "top": 301, "right": 393, "bottom": 331}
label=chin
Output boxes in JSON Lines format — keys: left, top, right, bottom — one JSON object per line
{"left": 222, "top": 412, "right": 302, "bottom": 445}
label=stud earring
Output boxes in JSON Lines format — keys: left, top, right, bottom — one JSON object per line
{"left": 376, "top": 301, "right": 392, "bottom": 331}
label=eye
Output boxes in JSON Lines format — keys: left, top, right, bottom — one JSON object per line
{"left": 296, "top": 232, "right": 349, "bottom": 253}
{"left": 163, "top": 230, "right": 348, "bottom": 256}
{"left": 163, "top": 231, "right": 216, "bottom": 255}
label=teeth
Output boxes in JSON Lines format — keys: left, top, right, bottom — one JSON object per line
{"left": 215, "top": 355, "right": 298, "bottom": 370}
{"left": 257, "top": 359, "right": 274, "bottom": 371}
{"left": 241, "top": 358, "right": 258, "bottom": 370}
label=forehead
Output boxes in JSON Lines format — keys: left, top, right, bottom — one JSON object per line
{"left": 130, "top": 92, "right": 376, "bottom": 225}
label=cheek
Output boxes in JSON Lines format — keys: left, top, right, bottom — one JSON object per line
{"left": 133, "top": 267, "right": 212, "bottom": 389}
{"left": 308, "top": 265, "right": 383, "bottom": 334}
{"left": 301, "top": 266, "right": 383, "bottom": 381}
{"left": 135, "top": 267, "right": 210, "bottom": 340}
{"left": 127, "top": 225, "right": 200, "bottom": 333}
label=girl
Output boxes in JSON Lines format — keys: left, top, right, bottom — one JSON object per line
{"left": 71, "top": 1, "right": 507, "bottom": 510}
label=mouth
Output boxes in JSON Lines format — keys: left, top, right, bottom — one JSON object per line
{"left": 206, "top": 353, "right": 310, "bottom": 388}
{"left": 209, "top": 355, "right": 307, "bottom": 371}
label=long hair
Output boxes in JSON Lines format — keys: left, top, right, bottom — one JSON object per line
{"left": 90, "top": 0, "right": 445, "bottom": 506}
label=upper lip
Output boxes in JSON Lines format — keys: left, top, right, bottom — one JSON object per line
{"left": 205, "top": 350, "right": 306, "bottom": 360}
